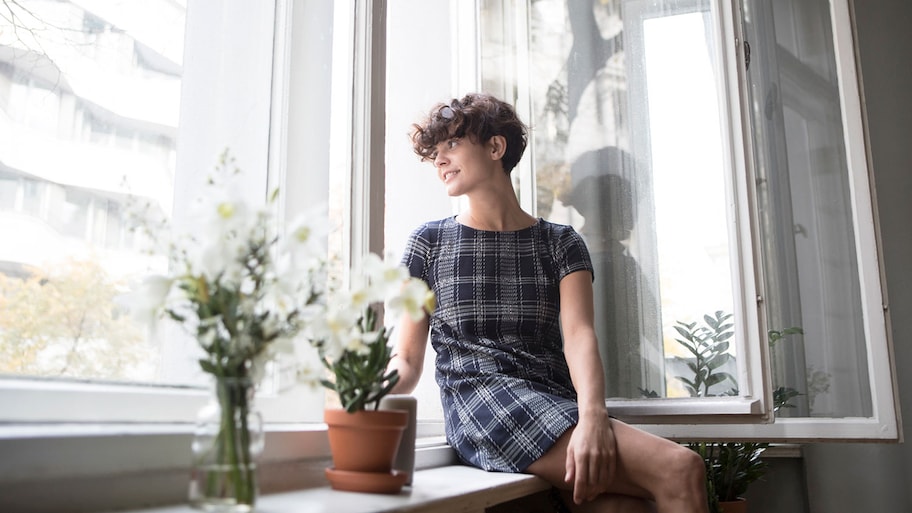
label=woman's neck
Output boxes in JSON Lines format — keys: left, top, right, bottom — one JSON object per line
{"left": 457, "top": 197, "right": 536, "bottom": 232}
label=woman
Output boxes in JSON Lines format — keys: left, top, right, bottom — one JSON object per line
{"left": 389, "top": 93, "right": 707, "bottom": 512}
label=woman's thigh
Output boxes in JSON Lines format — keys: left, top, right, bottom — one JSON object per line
{"left": 525, "top": 418, "right": 689, "bottom": 500}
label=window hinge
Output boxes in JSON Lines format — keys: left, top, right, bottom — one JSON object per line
{"left": 744, "top": 40, "right": 751, "bottom": 70}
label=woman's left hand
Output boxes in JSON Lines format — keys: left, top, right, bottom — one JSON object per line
{"left": 564, "top": 409, "right": 617, "bottom": 504}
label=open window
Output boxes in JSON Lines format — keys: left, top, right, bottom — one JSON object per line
{"left": 468, "top": 0, "right": 898, "bottom": 440}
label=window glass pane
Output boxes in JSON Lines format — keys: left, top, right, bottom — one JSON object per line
{"left": 744, "top": 0, "right": 872, "bottom": 418}
{"left": 480, "top": 0, "right": 745, "bottom": 401}
{"left": 384, "top": 0, "right": 457, "bottom": 423}
{"left": 0, "top": 172, "right": 17, "bottom": 211}
{"left": 0, "top": 0, "right": 184, "bottom": 384}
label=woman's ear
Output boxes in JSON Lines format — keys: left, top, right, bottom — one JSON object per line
{"left": 488, "top": 135, "right": 507, "bottom": 161}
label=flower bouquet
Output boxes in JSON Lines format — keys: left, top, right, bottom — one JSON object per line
{"left": 129, "top": 152, "right": 326, "bottom": 511}
{"left": 129, "top": 151, "right": 434, "bottom": 502}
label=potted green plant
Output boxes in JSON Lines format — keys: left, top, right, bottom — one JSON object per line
{"left": 300, "top": 253, "right": 434, "bottom": 493}
{"left": 671, "top": 311, "right": 803, "bottom": 513}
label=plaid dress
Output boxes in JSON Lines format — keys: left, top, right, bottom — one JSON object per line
{"left": 400, "top": 216, "right": 594, "bottom": 472}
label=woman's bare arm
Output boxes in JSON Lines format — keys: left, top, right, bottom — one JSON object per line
{"left": 558, "top": 270, "right": 617, "bottom": 503}
{"left": 388, "top": 311, "right": 430, "bottom": 394}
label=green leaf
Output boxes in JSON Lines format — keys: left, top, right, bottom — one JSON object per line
{"left": 704, "top": 374, "right": 726, "bottom": 388}
{"left": 707, "top": 353, "right": 732, "bottom": 370}
{"left": 198, "top": 359, "right": 218, "bottom": 375}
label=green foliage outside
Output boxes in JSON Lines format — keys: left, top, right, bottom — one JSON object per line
{"left": 0, "top": 259, "right": 151, "bottom": 380}
{"left": 669, "top": 311, "right": 803, "bottom": 512}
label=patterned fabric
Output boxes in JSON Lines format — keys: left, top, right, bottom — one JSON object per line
{"left": 400, "top": 216, "right": 594, "bottom": 472}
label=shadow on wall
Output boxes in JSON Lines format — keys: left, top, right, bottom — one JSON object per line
{"left": 565, "top": 146, "right": 661, "bottom": 399}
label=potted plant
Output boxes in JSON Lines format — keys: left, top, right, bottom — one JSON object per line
{"left": 671, "top": 311, "right": 803, "bottom": 513}
{"left": 299, "top": 253, "right": 434, "bottom": 493}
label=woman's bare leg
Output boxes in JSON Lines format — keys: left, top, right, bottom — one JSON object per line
{"left": 555, "top": 489, "right": 656, "bottom": 513}
{"left": 526, "top": 419, "right": 707, "bottom": 513}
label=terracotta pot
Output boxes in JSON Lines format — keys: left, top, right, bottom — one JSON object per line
{"left": 718, "top": 498, "right": 748, "bottom": 513}
{"left": 324, "top": 408, "right": 408, "bottom": 473}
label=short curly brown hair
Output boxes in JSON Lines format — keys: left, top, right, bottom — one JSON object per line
{"left": 410, "top": 93, "right": 528, "bottom": 173}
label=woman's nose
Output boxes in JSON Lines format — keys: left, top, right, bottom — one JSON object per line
{"left": 434, "top": 152, "right": 448, "bottom": 168}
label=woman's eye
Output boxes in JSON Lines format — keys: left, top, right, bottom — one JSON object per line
{"left": 448, "top": 139, "right": 459, "bottom": 148}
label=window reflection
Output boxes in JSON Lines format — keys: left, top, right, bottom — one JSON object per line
{"left": 481, "top": 0, "right": 739, "bottom": 400}
{"left": 565, "top": 147, "right": 663, "bottom": 399}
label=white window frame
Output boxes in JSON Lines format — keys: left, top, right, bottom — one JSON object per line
{"left": 462, "top": 0, "right": 899, "bottom": 440}
{"left": 716, "top": 0, "right": 898, "bottom": 442}
{"left": 463, "top": 0, "right": 774, "bottom": 422}
{"left": 645, "top": 0, "right": 899, "bottom": 441}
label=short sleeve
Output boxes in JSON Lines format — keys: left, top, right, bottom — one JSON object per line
{"left": 553, "top": 225, "right": 594, "bottom": 282}
{"left": 400, "top": 223, "right": 434, "bottom": 283}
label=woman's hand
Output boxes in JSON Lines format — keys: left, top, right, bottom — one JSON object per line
{"left": 565, "top": 409, "right": 617, "bottom": 504}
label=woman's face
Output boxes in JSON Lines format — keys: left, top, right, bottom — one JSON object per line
{"left": 431, "top": 136, "right": 499, "bottom": 197}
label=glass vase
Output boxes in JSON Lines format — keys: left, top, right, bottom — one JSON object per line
{"left": 189, "top": 377, "right": 264, "bottom": 512}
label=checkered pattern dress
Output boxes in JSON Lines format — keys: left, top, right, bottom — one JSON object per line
{"left": 400, "top": 216, "right": 594, "bottom": 472}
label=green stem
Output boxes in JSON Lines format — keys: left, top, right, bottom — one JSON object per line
{"left": 201, "top": 377, "right": 256, "bottom": 507}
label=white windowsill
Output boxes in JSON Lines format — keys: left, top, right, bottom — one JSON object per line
{"left": 0, "top": 422, "right": 803, "bottom": 513}
{"left": 0, "top": 423, "right": 455, "bottom": 513}
{"left": 133, "top": 465, "right": 551, "bottom": 513}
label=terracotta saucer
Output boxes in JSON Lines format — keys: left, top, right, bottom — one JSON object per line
{"left": 325, "top": 468, "right": 409, "bottom": 494}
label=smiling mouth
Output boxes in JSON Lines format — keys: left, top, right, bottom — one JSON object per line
{"left": 442, "top": 170, "right": 459, "bottom": 182}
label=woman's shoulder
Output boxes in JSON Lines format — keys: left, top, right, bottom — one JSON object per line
{"left": 537, "top": 219, "right": 593, "bottom": 276}
{"left": 537, "top": 219, "right": 590, "bottom": 256}
{"left": 406, "top": 216, "right": 456, "bottom": 242}
{"left": 536, "top": 218, "right": 582, "bottom": 240}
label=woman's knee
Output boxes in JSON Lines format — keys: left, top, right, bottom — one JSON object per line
{"left": 650, "top": 444, "right": 706, "bottom": 504}
{"left": 668, "top": 445, "right": 705, "bottom": 482}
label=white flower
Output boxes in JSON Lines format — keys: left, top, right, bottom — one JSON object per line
{"left": 119, "top": 274, "right": 174, "bottom": 328}
{"left": 189, "top": 200, "right": 253, "bottom": 280}
{"left": 388, "top": 277, "right": 435, "bottom": 322}
{"left": 295, "top": 361, "right": 323, "bottom": 389}
{"left": 308, "top": 304, "right": 361, "bottom": 361}
{"left": 127, "top": 153, "right": 438, "bottom": 411}
{"left": 362, "top": 253, "right": 409, "bottom": 301}
{"left": 346, "top": 273, "right": 376, "bottom": 312}
{"left": 283, "top": 206, "right": 330, "bottom": 262}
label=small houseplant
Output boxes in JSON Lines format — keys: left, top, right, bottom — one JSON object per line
{"left": 671, "top": 311, "right": 803, "bottom": 513}
{"left": 301, "top": 253, "right": 434, "bottom": 493}
{"left": 303, "top": 253, "right": 433, "bottom": 413}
